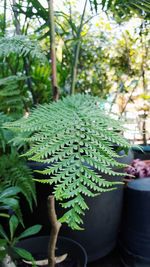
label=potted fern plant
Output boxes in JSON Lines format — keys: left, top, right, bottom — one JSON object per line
{"left": 5, "top": 93, "right": 131, "bottom": 262}
{"left": 17, "top": 195, "right": 87, "bottom": 267}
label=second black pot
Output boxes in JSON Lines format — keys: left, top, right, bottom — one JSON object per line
{"left": 132, "top": 145, "right": 150, "bottom": 160}
{"left": 120, "top": 178, "right": 150, "bottom": 267}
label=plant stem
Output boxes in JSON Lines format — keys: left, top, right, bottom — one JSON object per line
{"left": 70, "top": 0, "right": 88, "bottom": 95}
{"left": 48, "top": 0, "right": 59, "bottom": 101}
{"left": 47, "top": 196, "right": 61, "bottom": 267}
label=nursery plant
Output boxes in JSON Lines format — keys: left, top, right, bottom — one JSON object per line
{"left": 5, "top": 93, "right": 131, "bottom": 266}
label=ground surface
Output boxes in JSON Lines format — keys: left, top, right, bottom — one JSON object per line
{"left": 88, "top": 248, "right": 122, "bottom": 267}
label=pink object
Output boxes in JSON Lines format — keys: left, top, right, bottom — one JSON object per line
{"left": 125, "top": 159, "right": 150, "bottom": 179}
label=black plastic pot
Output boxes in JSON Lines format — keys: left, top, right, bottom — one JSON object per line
{"left": 132, "top": 145, "right": 150, "bottom": 160}
{"left": 120, "top": 178, "right": 150, "bottom": 267}
{"left": 18, "top": 235, "right": 87, "bottom": 267}
{"left": 24, "top": 149, "right": 133, "bottom": 262}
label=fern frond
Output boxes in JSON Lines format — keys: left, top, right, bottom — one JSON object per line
{"left": 0, "top": 113, "right": 13, "bottom": 151}
{"left": 0, "top": 35, "right": 46, "bottom": 62}
{"left": 0, "top": 153, "right": 36, "bottom": 210}
{"left": 5, "top": 94, "right": 130, "bottom": 229}
{"left": 0, "top": 75, "right": 27, "bottom": 117}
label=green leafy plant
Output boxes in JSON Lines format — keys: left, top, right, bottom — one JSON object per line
{"left": 0, "top": 215, "right": 41, "bottom": 267}
{"left": 0, "top": 152, "right": 36, "bottom": 211}
{"left": 0, "top": 159, "right": 40, "bottom": 267}
{"left": 0, "top": 113, "right": 36, "bottom": 211}
{"left": 0, "top": 34, "right": 49, "bottom": 115}
{"left": 5, "top": 93, "right": 130, "bottom": 230}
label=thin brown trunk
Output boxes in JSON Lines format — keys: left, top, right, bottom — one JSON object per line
{"left": 48, "top": 0, "right": 59, "bottom": 101}
{"left": 47, "top": 196, "right": 61, "bottom": 267}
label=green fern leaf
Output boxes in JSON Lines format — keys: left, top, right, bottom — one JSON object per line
{"left": 5, "top": 94, "right": 130, "bottom": 229}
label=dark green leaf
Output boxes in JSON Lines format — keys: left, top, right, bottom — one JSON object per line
{"left": 14, "top": 247, "right": 35, "bottom": 262}
{"left": 0, "top": 225, "right": 9, "bottom": 241}
{"left": 0, "top": 187, "right": 20, "bottom": 199}
{"left": 18, "top": 225, "right": 42, "bottom": 240}
{"left": 9, "top": 215, "right": 19, "bottom": 240}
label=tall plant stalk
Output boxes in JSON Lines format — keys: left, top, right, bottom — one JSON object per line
{"left": 12, "top": 0, "right": 21, "bottom": 35}
{"left": 3, "top": 0, "right": 7, "bottom": 35}
{"left": 48, "top": 0, "right": 59, "bottom": 101}
{"left": 140, "top": 21, "right": 149, "bottom": 145}
{"left": 12, "top": 0, "right": 37, "bottom": 106}
{"left": 70, "top": 0, "right": 88, "bottom": 95}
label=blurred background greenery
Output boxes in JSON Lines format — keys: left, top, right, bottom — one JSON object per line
{"left": 0, "top": 0, "right": 150, "bottom": 156}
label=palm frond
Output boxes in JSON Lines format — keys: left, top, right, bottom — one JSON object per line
{"left": 90, "top": 0, "right": 150, "bottom": 20}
